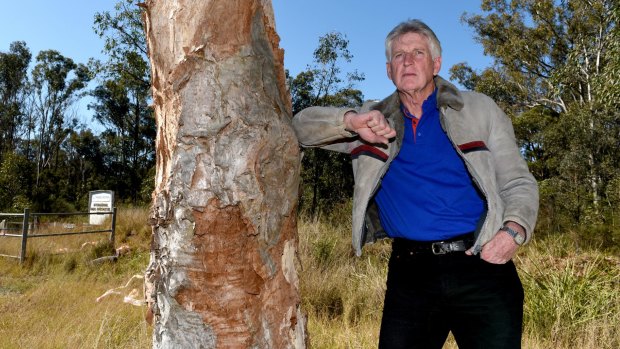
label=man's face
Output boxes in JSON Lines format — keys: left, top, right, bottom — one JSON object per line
{"left": 386, "top": 32, "right": 441, "bottom": 95}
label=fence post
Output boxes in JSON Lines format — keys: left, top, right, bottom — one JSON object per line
{"left": 110, "top": 207, "right": 117, "bottom": 249}
{"left": 20, "top": 208, "right": 30, "bottom": 264}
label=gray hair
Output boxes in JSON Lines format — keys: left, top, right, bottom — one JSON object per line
{"left": 385, "top": 19, "right": 442, "bottom": 61}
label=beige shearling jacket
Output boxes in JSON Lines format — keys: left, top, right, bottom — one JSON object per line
{"left": 292, "top": 76, "right": 539, "bottom": 256}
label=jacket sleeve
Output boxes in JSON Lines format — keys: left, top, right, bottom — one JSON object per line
{"left": 486, "top": 97, "right": 539, "bottom": 242}
{"left": 291, "top": 106, "right": 358, "bottom": 153}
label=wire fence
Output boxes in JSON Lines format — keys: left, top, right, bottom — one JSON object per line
{"left": 0, "top": 208, "right": 116, "bottom": 263}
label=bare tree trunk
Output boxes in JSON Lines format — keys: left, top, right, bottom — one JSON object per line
{"left": 142, "top": 1, "right": 306, "bottom": 348}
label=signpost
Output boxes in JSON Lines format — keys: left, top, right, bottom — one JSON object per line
{"left": 88, "top": 191, "right": 114, "bottom": 225}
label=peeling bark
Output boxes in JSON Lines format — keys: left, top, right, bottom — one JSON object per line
{"left": 143, "top": 1, "right": 305, "bottom": 348}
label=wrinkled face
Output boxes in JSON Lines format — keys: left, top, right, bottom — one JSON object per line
{"left": 386, "top": 32, "right": 441, "bottom": 96}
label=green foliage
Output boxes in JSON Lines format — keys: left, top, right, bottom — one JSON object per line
{"left": 0, "top": 152, "right": 34, "bottom": 212}
{"left": 10, "top": 195, "right": 32, "bottom": 212}
{"left": 511, "top": 105, "right": 558, "bottom": 179}
{"left": 0, "top": 0, "right": 156, "bottom": 211}
{"left": 0, "top": 41, "right": 33, "bottom": 205}
{"left": 0, "top": 41, "right": 31, "bottom": 161}
{"left": 90, "top": 0, "right": 155, "bottom": 204}
{"left": 63, "top": 129, "right": 107, "bottom": 208}
{"left": 451, "top": 0, "right": 620, "bottom": 225}
{"left": 28, "top": 50, "right": 93, "bottom": 211}
{"left": 93, "top": 0, "right": 148, "bottom": 73}
{"left": 289, "top": 32, "right": 364, "bottom": 218}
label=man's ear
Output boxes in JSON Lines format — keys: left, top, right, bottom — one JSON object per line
{"left": 386, "top": 62, "right": 393, "bottom": 82}
{"left": 433, "top": 56, "right": 442, "bottom": 76}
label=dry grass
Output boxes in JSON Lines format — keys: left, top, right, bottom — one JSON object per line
{"left": 0, "top": 205, "right": 151, "bottom": 258}
{"left": 0, "top": 259, "right": 152, "bottom": 348}
{"left": 297, "top": 218, "right": 386, "bottom": 348}
{"left": 297, "top": 210, "right": 620, "bottom": 349}
{"left": 517, "top": 234, "right": 620, "bottom": 349}
{"left": 1, "top": 205, "right": 618, "bottom": 348}
{"left": 0, "top": 277, "right": 150, "bottom": 348}
{"left": 0, "top": 206, "right": 152, "bottom": 349}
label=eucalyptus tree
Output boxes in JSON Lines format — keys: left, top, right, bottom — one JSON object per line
{"left": 0, "top": 41, "right": 31, "bottom": 161}
{"left": 30, "top": 50, "right": 90, "bottom": 195}
{"left": 60, "top": 128, "right": 106, "bottom": 208}
{"left": 289, "top": 32, "right": 364, "bottom": 218}
{"left": 143, "top": 0, "right": 305, "bottom": 347}
{"left": 451, "top": 0, "right": 619, "bottom": 224}
{"left": 0, "top": 151, "right": 33, "bottom": 211}
{"left": 91, "top": 0, "right": 155, "bottom": 203}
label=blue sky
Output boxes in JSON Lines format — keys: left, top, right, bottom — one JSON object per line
{"left": 0, "top": 1, "right": 492, "bottom": 122}
{"left": 272, "top": 0, "right": 493, "bottom": 100}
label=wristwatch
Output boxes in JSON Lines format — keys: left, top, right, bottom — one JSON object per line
{"left": 500, "top": 226, "right": 525, "bottom": 245}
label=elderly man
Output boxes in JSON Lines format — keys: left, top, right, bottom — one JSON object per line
{"left": 292, "top": 19, "right": 538, "bottom": 348}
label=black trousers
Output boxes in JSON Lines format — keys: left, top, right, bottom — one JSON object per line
{"left": 378, "top": 239, "right": 524, "bottom": 349}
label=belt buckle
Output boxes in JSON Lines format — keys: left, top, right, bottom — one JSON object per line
{"left": 431, "top": 242, "right": 447, "bottom": 255}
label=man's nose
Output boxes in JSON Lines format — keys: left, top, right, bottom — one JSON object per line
{"left": 403, "top": 52, "right": 415, "bottom": 65}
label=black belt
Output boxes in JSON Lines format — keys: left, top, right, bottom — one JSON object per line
{"left": 392, "top": 233, "right": 475, "bottom": 256}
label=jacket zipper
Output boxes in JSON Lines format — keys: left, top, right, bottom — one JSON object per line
{"left": 440, "top": 107, "right": 488, "bottom": 254}
{"left": 359, "top": 119, "right": 403, "bottom": 250}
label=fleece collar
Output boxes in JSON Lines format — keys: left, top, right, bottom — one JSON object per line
{"left": 371, "top": 75, "right": 464, "bottom": 116}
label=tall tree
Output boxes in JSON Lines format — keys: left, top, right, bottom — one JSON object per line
{"left": 0, "top": 41, "right": 31, "bottom": 161}
{"left": 289, "top": 32, "right": 364, "bottom": 218}
{"left": 92, "top": 0, "right": 155, "bottom": 203}
{"left": 61, "top": 129, "right": 106, "bottom": 208}
{"left": 143, "top": 0, "right": 305, "bottom": 347}
{"left": 30, "top": 50, "right": 90, "bottom": 198}
{"left": 451, "top": 0, "right": 620, "bottom": 224}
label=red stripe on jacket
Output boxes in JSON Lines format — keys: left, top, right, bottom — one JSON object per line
{"left": 351, "top": 144, "right": 389, "bottom": 162}
{"left": 458, "top": 141, "right": 488, "bottom": 153}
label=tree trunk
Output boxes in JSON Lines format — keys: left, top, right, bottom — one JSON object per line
{"left": 142, "top": 1, "right": 306, "bottom": 348}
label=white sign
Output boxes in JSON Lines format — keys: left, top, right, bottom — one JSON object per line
{"left": 89, "top": 191, "right": 114, "bottom": 225}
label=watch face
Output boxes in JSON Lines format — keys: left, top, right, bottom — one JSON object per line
{"left": 515, "top": 234, "right": 525, "bottom": 245}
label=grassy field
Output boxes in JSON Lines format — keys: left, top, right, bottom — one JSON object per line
{"left": 1, "top": 205, "right": 618, "bottom": 348}
{"left": 0, "top": 207, "right": 152, "bottom": 349}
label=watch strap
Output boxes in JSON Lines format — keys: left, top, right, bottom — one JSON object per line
{"left": 500, "top": 226, "right": 525, "bottom": 245}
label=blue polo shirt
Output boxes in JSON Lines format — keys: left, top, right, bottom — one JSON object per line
{"left": 374, "top": 89, "right": 485, "bottom": 241}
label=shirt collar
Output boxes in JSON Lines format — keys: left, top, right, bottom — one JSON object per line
{"left": 400, "top": 88, "right": 438, "bottom": 119}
